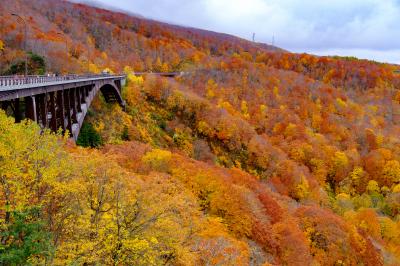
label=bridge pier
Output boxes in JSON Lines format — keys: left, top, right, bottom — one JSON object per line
{"left": 57, "top": 90, "right": 66, "bottom": 132}
{"left": 49, "top": 92, "right": 57, "bottom": 132}
{"left": 64, "top": 90, "right": 73, "bottom": 134}
{"left": 13, "top": 98, "right": 22, "bottom": 123}
{"left": 76, "top": 88, "right": 82, "bottom": 112}
{"left": 70, "top": 89, "right": 78, "bottom": 124}
{"left": 1, "top": 99, "right": 22, "bottom": 123}
{"left": 25, "top": 96, "right": 37, "bottom": 122}
{"left": 37, "top": 93, "right": 48, "bottom": 128}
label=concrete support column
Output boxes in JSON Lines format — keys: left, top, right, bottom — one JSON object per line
{"left": 25, "top": 96, "right": 37, "bottom": 122}
{"left": 57, "top": 90, "right": 66, "bottom": 132}
{"left": 76, "top": 87, "right": 82, "bottom": 112}
{"left": 49, "top": 92, "right": 57, "bottom": 132}
{"left": 69, "top": 88, "right": 78, "bottom": 123}
{"left": 13, "top": 98, "right": 22, "bottom": 123}
{"left": 80, "top": 87, "right": 86, "bottom": 103}
{"left": 64, "top": 90, "right": 72, "bottom": 134}
{"left": 37, "top": 93, "right": 48, "bottom": 128}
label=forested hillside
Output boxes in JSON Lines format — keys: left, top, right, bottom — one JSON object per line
{"left": 1, "top": 0, "right": 400, "bottom": 265}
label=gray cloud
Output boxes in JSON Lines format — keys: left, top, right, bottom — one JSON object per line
{"left": 74, "top": 0, "right": 400, "bottom": 64}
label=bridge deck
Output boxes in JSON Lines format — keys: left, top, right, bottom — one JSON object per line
{"left": 0, "top": 75, "right": 126, "bottom": 91}
{"left": 0, "top": 72, "right": 182, "bottom": 90}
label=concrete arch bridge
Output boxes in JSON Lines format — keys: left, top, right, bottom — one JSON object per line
{"left": 0, "top": 74, "right": 126, "bottom": 140}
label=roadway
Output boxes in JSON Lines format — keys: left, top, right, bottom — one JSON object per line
{"left": 0, "top": 75, "right": 125, "bottom": 91}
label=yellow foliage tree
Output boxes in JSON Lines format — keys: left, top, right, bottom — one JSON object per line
{"left": 0, "top": 111, "right": 70, "bottom": 222}
{"left": 241, "top": 100, "right": 250, "bottom": 119}
{"left": 142, "top": 149, "right": 172, "bottom": 172}
{"left": 206, "top": 79, "right": 217, "bottom": 99}
{"left": 392, "top": 184, "right": 400, "bottom": 193}
{"left": 55, "top": 150, "right": 205, "bottom": 265}
{"left": 367, "top": 180, "right": 380, "bottom": 193}
{"left": 0, "top": 39, "right": 4, "bottom": 52}
{"left": 382, "top": 160, "right": 400, "bottom": 185}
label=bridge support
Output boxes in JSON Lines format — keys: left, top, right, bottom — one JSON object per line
{"left": 57, "top": 91, "right": 65, "bottom": 132}
{"left": 37, "top": 93, "right": 47, "bottom": 128}
{"left": 49, "top": 92, "right": 57, "bottom": 132}
{"left": 25, "top": 96, "right": 37, "bottom": 122}
{"left": 13, "top": 98, "right": 21, "bottom": 123}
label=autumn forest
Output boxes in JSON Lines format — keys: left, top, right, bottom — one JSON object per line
{"left": 1, "top": 0, "right": 400, "bottom": 265}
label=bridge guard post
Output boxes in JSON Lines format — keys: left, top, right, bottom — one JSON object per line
{"left": 49, "top": 92, "right": 57, "bottom": 132}
{"left": 25, "top": 96, "right": 37, "bottom": 122}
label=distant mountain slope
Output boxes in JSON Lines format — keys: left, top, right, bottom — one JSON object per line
{"left": 0, "top": 0, "right": 279, "bottom": 75}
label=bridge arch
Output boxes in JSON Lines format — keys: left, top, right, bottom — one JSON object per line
{"left": 72, "top": 80, "right": 126, "bottom": 140}
{"left": 99, "top": 82, "right": 125, "bottom": 107}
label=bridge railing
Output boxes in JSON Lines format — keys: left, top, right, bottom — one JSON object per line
{"left": 0, "top": 74, "right": 122, "bottom": 87}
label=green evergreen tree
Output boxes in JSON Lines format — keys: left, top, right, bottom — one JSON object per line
{"left": 121, "top": 125, "right": 130, "bottom": 141}
{"left": 76, "top": 122, "right": 102, "bottom": 148}
{"left": 0, "top": 207, "right": 54, "bottom": 265}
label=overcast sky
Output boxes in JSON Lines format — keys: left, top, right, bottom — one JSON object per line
{"left": 75, "top": 0, "right": 400, "bottom": 64}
